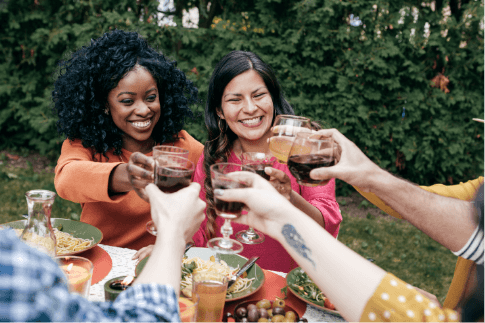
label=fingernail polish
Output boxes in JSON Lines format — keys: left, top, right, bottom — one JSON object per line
{"left": 214, "top": 189, "right": 224, "bottom": 196}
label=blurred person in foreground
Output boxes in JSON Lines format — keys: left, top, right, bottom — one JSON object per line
{"left": 0, "top": 183, "right": 205, "bottom": 322}
{"left": 214, "top": 129, "right": 483, "bottom": 322}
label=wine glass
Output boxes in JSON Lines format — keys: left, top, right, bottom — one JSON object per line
{"left": 207, "top": 163, "right": 255, "bottom": 254}
{"left": 236, "top": 152, "right": 277, "bottom": 244}
{"left": 287, "top": 132, "right": 336, "bottom": 187}
{"left": 268, "top": 115, "right": 312, "bottom": 164}
{"left": 146, "top": 156, "right": 194, "bottom": 236}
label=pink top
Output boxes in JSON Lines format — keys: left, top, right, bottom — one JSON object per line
{"left": 191, "top": 151, "right": 342, "bottom": 272}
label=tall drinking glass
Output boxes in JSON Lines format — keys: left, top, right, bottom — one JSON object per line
{"left": 287, "top": 132, "right": 336, "bottom": 187}
{"left": 192, "top": 272, "right": 228, "bottom": 322}
{"left": 236, "top": 152, "right": 277, "bottom": 244}
{"left": 268, "top": 115, "right": 312, "bottom": 164}
{"left": 207, "top": 163, "right": 255, "bottom": 254}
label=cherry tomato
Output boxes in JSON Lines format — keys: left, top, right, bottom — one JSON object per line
{"left": 324, "top": 298, "right": 335, "bottom": 310}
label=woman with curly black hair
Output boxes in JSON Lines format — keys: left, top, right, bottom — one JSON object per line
{"left": 53, "top": 30, "right": 203, "bottom": 250}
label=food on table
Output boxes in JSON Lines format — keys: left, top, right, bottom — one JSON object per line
{"left": 4, "top": 227, "right": 94, "bottom": 255}
{"left": 289, "top": 269, "right": 336, "bottom": 311}
{"left": 180, "top": 256, "right": 254, "bottom": 298}
{"left": 324, "top": 298, "right": 335, "bottom": 310}
{"left": 256, "top": 299, "right": 272, "bottom": 309}
{"left": 233, "top": 298, "right": 300, "bottom": 322}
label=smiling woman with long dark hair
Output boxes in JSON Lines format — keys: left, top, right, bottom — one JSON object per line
{"left": 53, "top": 30, "right": 204, "bottom": 250}
{"left": 192, "top": 51, "right": 342, "bottom": 272}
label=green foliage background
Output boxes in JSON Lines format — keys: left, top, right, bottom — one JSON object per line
{"left": 0, "top": 0, "right": 483, "bottom": 194}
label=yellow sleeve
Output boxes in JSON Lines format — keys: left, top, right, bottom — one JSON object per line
{"left": 354, "top": 177, "right": 484, "bottom": 220}
{"left": 360, "top": 273, "right": 460, "bottom": 322}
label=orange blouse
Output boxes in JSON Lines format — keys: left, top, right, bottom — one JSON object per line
{"left": 54, "top": 130, "right": 204, "bottom": 250}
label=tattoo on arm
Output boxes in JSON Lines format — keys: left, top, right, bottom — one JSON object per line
{"left": 282, "top": 224, "right": 315, "bottom": 268}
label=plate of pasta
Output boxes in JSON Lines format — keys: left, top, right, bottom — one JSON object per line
{"left": 1, "top": 218, "right": 103, "bottom": 256}
{"left": 135, "top": 247, "right": 265, "bottom": 302}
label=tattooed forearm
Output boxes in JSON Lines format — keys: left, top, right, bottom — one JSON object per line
{"left": 282, "top": 224, "right": 315, "bottom": 268}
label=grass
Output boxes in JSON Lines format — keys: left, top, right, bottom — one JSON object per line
{"left": 0, "top": 163, "right": 82, "bottom": 223}
{"left": 0, "top": 162, "right": 456, "bottom": 303}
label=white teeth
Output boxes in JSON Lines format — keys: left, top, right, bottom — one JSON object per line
{"left": 241, "top": 116, "right": 262, "bottom": 125}
{"left": 131, "top": 120, "right": 151, "bottom": 128}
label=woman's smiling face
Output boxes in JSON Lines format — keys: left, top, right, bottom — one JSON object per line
{"left": 219, "top": 69, "right": 274, "bottom": 144}
{"left": 107, "top": 66, "right": 161, "bottom": 152}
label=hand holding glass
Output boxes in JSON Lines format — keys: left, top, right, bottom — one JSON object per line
{"left": 268, "top": 115, "right": 312, "bottom": 164}
{"left": 237, "top": 152, "right": 277, "bottom": 244}
{"left": 287, "top": 132, "right": 336, "bottom": 187}
{"left": 207, "top": 163, "right": 255, "bottom": 254}
{"left": 146, "top": 156, "right": 194, "bottom": 236}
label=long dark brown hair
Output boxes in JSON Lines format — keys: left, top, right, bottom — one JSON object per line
{"left": 203, "top": 50, "right": 294, "bottom": 240}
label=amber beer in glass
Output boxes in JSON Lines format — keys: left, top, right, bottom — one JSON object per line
{"left": 268, "top": 115, "right": 312, "bottom": 164}
{"left": 193, "top": 272, "right": 228, "bottom": 322}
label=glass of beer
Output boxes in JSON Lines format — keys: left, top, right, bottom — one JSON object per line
{"left": 207, "top": 163, "right": 255, "bottom": 254}
{"left": 192, "top": 272, "right": 228, "bottom": 322}
{"left": 235, "top": 152, "right": 277, "bottom": 244}
{"left": 268, "top": 115, "right": 312, "bottom": 164}
{"left": 287, "top": 132, "right": 336, "bottom": 187}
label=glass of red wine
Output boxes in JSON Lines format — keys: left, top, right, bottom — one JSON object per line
{"left": 287, "top": 132, "right": 336, "bottom": 187}
{"left": 207, "top": 163, "right": 255, "bottom": 254}
{"left": 236, "top": 152, "right": 277, "bottom": 244}
{"left": 146, "top": 156, "right": 194, "bottom": 236}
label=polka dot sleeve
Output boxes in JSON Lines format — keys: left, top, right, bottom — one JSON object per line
{"left": 359, "top": 273, "right": 460, "bottom": 322}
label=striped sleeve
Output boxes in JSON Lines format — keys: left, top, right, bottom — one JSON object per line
{"left": 452, "top": 225, "right": 484, "bottom": 265}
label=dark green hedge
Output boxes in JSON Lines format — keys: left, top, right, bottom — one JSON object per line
{"left": 0, "top": 0, "right": 483, "bottom": 193}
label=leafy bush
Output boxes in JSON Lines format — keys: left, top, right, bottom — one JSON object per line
{"left": 1, "top": 0, "right": 483, "bottom": 194}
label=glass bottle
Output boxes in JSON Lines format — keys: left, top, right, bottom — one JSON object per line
{"left": 21, "top": 190, "right": 57, "bottom": 257}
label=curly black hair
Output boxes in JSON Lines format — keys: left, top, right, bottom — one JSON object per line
{"left": 52, "top": 29, "right": 198, "bottom": 156}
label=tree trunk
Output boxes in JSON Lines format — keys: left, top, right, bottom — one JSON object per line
{"left": 198, "top": 0, "right": 220, "bottom": 29}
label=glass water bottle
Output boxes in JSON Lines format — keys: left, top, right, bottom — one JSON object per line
{"left": 21, "top": 190, "right": 57, "bottom": 257}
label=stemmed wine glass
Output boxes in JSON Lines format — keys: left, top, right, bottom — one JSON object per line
{"left": 146, "top": 156, "right": 194, "bottom": 236}
{"left": 207, "top": 163, "right": 255, "bottom": 254}
{"left": 287, "top": 132, "right": 336, "bottom": 187}
{"left": 236, "top": 152, "right": 277, "bottom": 244}
{"left": 268, "top": 115, "right": 312, "bottom": 164}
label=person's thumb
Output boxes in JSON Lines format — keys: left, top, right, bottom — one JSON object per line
{"left": 145, "top": 183, "right": 165, "bottom": 202}
{"left": 213, "top": 187, "right": 250, "bottom": 204}
{"left": 310, "top": 167, "right": 338, "bottom": 181}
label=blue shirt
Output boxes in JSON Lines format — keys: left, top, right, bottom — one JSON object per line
{"left": 0, "top": 229, "right": 180, "bottom": 322}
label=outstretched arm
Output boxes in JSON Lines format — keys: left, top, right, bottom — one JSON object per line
{"left": 134, "top": 183, "right": 205, "bottom": 294}
{"left": 309, "top": 129, "right": 478, "bottom": 252}
{"left": 217, "top": 172, "right": 463, "bottom": 322}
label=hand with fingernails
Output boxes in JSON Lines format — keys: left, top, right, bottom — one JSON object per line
{"left": 127, "top": 152, "right": 156, "bottom": 202}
